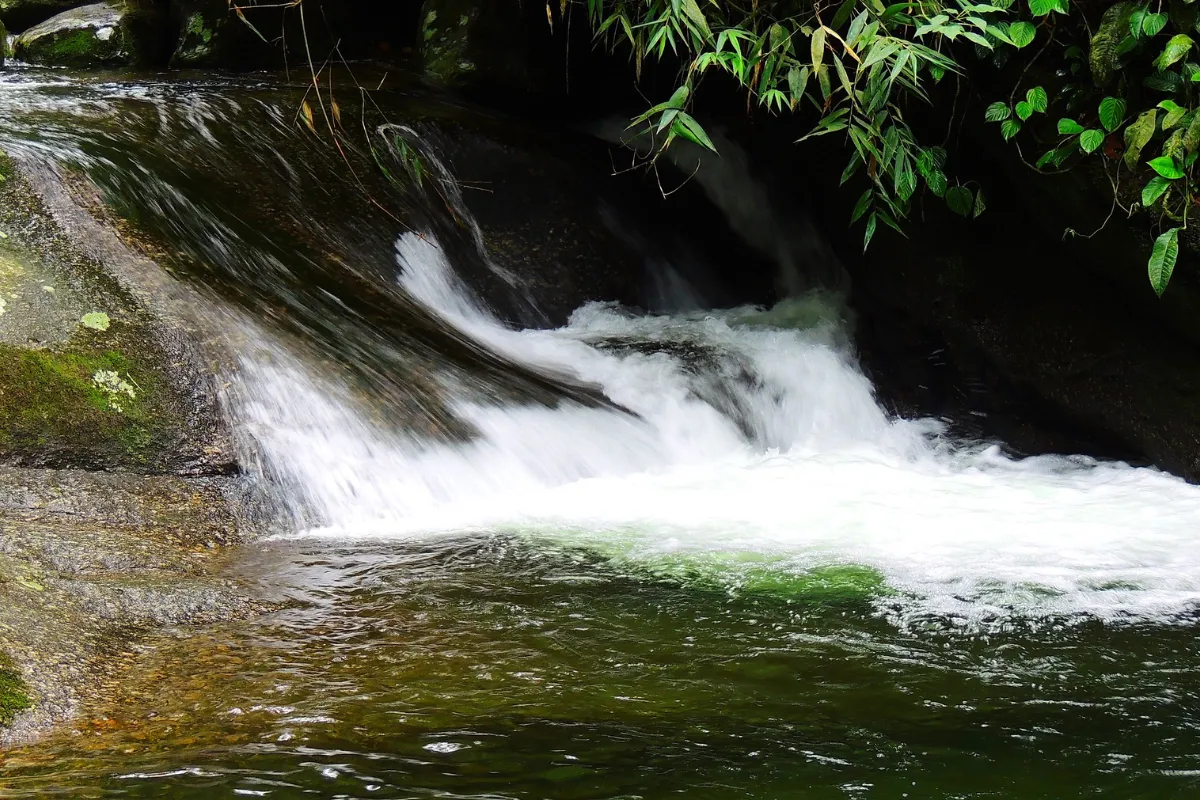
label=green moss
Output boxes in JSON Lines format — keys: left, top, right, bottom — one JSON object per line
{"left": 0, "top": 328, "right": 179, "bottom": 468}
{"left": 0, "top": 650, "right": 31, "bottom": 728}
{"left": 17, "top": 21, "right": 128, "bottom": 67}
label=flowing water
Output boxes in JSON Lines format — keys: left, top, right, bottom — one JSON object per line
{"left": 1, "top": 68, "right": 1200, "bottom": 798}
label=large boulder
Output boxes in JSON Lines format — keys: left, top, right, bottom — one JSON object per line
{"left": 13, "top": 1, "right": 165, "bottom": 68}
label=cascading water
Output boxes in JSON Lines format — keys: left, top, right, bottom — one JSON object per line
{"left": 236, "top": 228, "right": 1200, "bottom": 629}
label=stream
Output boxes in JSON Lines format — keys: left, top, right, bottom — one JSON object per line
{"left": 1, "top": 67, "right": 1199, "bottom": 798}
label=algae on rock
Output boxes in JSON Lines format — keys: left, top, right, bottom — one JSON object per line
{"left": 0, "top": 649, "right": 31, "bottom": 729}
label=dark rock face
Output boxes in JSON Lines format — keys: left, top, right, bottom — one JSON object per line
{"left": 0, "top": 0, "right": 79, "bottom": 32}
{"left": 851, "top": 200, "right": 1200, "bottom": 481}
{"left": 419, "top": 0, "right": 562, "bottom": 98}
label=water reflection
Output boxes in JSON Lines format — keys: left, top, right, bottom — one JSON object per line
{"left": 3, "top": 538, "right": 1199, "bottom": 798}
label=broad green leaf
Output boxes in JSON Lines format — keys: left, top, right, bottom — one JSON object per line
{"left": 973, "top": 188, "right": 987, "bottom": 217}
{"left": 1079, "top": 129, "right": 1105, "bottom": 153}
{"left": 1029, "top": 0, "right": 1056, "bottom": 15}
{"left": 1098, "top": 97, "right": 1126, "bottom": 131}
{"left": 1124, "top": 109, "right": 1158, "bottom": 167}
{"left": 1148, "top": 155, "right": 1186, "bottom": 178}
{"left": 985, "top": 102, "right": 1012, "bottom": 122}
{"left": 1155, "top": 33, "right": 1195, "bottom": 69}
{"left": 1058, "top": 118, "right": 1086, "bottom": 134}
{"left": 1036, "top": 149, "right": 1058, "bottom": 168}
{"left": 1142, "top": 175, "right": 1173, "bottom": 205}
{"left": 946, "top": 185, "right": 974, "bottom": 215}
{"left": 1091, "top": 2, "right": 1136, "bottom": 86}
{"left": 1026, "top": 86, "right": 1048, "bottom": 112}
{"left": 1148, "top": 227, "right": 1179, "bottom": 296}
{"left": 1144, "top": 70, "right": 1185, "bottom": 92}
{"left": 1160, "top": 98, "right": 1189, "bottom": 129}
{"left": 1130, "top": 6, "right": 1148, "bottom": 35}
{"left": 926, "top": 169, "right": 948, "bottom": 196}
{"left": 1183, "top": 111, "right": 1200, "bottom": 151}
{"left": 1143, "top": 12, "right": 1169, "bottom": 36}
{"left": 1001, "top": 118, "right": 1022, "bottom": 140}
{"left": 1009, "top": 21, "right": 1036, "bottom": 47}
{"left": 1015, "top": 101, "right": 1034, "bottom": 120}
{"left": 1164, "top": 127, "right": 1187, "bottom": 160}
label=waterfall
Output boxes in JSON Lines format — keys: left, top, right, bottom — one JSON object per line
{"left": 231, "top": 228, "right": 1200, "bottom": 629}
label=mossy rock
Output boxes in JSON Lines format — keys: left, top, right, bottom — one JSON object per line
{"left": 13, "top": 1, "right": 167, "bottom": 68}
{"left": 0, "top": 335, "right": 178, "bottom": 470}
{"left": 0, "top": 649, "right": 31, "bottom": 728}
{"left": 170, "top": 7, "right": 223, "bottom": 67}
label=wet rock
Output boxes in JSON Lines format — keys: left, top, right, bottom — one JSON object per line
{"left": 0, "top": 467, "right": 266, "bottom": 745}
{"left": 0, "top": 152, "right": 232, "bottom": 474}
{"left": 13, "top": 1, "right": 166, "bottom": 68}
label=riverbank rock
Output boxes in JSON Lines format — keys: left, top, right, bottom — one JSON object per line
{"left": 0, "top": 466, "right": 265, "bottom": 745}
{"left": 0, "top": 154, "right": 231, "bottom": 474}
{"left": 13, "top": 1, "right": 165, "bottom": 68}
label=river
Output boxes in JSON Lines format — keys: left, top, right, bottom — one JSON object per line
{"left": 0, "top": 67, "right": 1199, "bottom": 798}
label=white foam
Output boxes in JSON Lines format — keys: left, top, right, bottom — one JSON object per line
{"left": 233, "top": 234, "right": 1200, "bottom": 627}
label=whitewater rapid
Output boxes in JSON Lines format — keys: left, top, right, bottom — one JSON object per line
{"left": 232, "top": 233, "right": 1200, "bottom": 628}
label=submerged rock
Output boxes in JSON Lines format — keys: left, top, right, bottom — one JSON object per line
{"left": 13, "top": 1, "right": 165, "bottom": 68}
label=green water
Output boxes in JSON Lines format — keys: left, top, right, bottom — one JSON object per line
{"left": 2, "top": 537, "right": 1198, "bottom": 798}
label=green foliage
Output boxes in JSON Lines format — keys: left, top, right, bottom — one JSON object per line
{"left": 584, "top": 0, "right": 985, "bottom": 249}
{"left": 1149, "top": 227, "right": 1180, "bottom": 295}
{"left": 582, "top": 0, "right": 1195, "bottom": 293}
